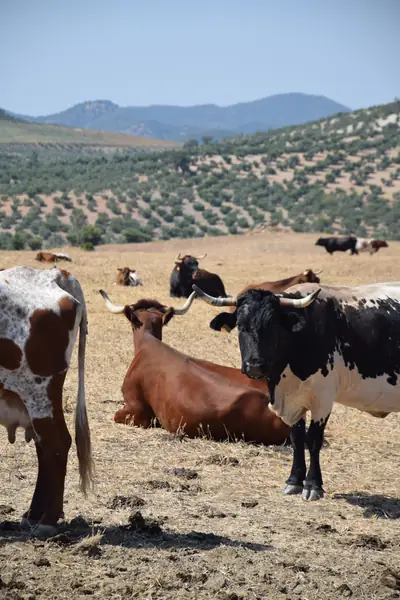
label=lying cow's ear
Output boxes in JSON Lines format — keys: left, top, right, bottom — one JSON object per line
{"left": 162, "top": 308, "right": 175, "bottom": 327}
{"left": 280, "top": 311, "right": 306, "bottom": 334}
{"left": 123, "top": 307, "right": 143, "bottom": 329}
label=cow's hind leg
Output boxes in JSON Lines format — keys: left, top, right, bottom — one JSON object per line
{"left": 302, "top": 415, "right": 330, "bottom": 501}
{"left": 22, "top": 375, "right": 72, "bottom": 537}
{"left": 23, "top": 414, "right": 71, "bottom": 537}
{"left": 283, "top": 417, "right": 306, "bottom": 495}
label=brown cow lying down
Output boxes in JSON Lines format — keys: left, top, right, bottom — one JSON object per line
{"left": 35, "top": 252, "right": 72, "bottom": 263}
{"left": 210, "top": 268, "right": 322, "bottom": 332}
{"left": 116, "top": 267, "right": 144, "bottom": 287}
{"left": 99, "top": 290, "right": 289, "bottom": 445}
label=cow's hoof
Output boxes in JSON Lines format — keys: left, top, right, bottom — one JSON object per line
{"left": 302, "top": 487, "right": 324, "bottom": 501}
{"left": 30, "top": 524, "right": 58, "bottom": 540}
{"left": 21, "top": 516, "right": 39, "bottom": 530}
{"left": 282, "top": 484, "right": 303, "bottom": 495}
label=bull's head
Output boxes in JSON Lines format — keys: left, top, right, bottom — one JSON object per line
{"left": 174, "top": 254, "right": 206, "bottom": 272}
{"left": 301, "top": 269, "right": 322, "bottom": 284}
{"left": 208, "top": 269, "right": 322, "bottom": 333}
{"left": 99, "top": 289, "right": 197, "bottom": 340}
{"left": 192, "top": 284, "right": 321, "bottom": 402}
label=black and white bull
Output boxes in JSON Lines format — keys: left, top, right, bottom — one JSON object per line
{"left": 193, "top": 282, "right": 400, "bottom": 501}
{"left": 315, "top": 236, "right": 358, "bottom": 255}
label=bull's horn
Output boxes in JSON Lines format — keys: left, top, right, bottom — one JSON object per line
{"left": 278, "top": 288, "right": 321, "bottom": 309}
{"left": 173, "top": 291, "right": 197, "bottom": 315}
{"left": 99, "top": 289, "right": 125, "bottom": 314}
{"left": 315, "top": 269, "right": 323, "bottom": 275}
{"left": 193, "top": 253, "right": 207, "bottom": 260}
{"left": 192, "top": 284, "right": 237, "bottom": 307}
{"left": 176, "top": 253, "right": 183, "bottom": 261}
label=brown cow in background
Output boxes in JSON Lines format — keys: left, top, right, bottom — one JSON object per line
{"left": 116, "top": 267, "right": 143, "bottom": 287}
{"left": 35, "top": 252, "right": 72, "bottom": 263}
{"left": 99, "top": 290, "right": 288, "bottom": 445}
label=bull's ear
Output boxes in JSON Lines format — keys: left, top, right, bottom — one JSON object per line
{"left": 123, "top": 307, "right": 143, "bottom": 329}
{"left": 162, "top": 308, "right": 175, "bottom": 327}
{"left": 280, "top": 311, "right": 306, "bottom": 333}
{"left": 209, "top": 311, "right": 237, "bottom": 332}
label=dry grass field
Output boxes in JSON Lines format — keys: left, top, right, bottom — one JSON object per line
{"left": 0, "top": 232, "right": 399, "bottom": 600}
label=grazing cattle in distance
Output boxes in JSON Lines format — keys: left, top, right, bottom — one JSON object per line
{"left": 356, "top": 238, "right": 389, "bottom": 255}
{"left": 169, "top": 253, "right": 206, "bottom": 297}
{"left": 116, "top": 267, "right": 144, "bottom": 287}
{"left": 99, "top": 290, "right": 289, "bottom": 445}
{"left": 209, "top": 269, "right": 322, "bottom": 333}
{"left": 315, "top": 236, "right": 358, "bottom": 255}
{"left": 193, "top": 281, "right": 400, "bottom": 501}
{"left": 35, "top": 252, "right": 72, "bottom": 263}
{"left": 0, "top": 267, "right": 93, "bottom": 537}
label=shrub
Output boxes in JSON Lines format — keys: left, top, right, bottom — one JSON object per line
{"left": 27, "top": 236, "right": 43, "bottom": 250}
{"left": 124, "top": 228, "right": 152, "bottom": 243}
{"left": 12, "top": 231, "right": 26, "bottom": 250}
{"left": 81, "top": 242, "right": 95, "bottom": 251}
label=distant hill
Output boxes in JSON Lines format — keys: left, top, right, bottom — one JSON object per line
{"left": 1, "top": 99, "right": 398, "bottom": 251}
{"left": 0, "top": 111, "right": 178, "bottom": 150}
{"left": 12, "top": 93, "right": 350, "bottom": 141}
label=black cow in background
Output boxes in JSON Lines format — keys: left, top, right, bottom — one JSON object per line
{"left": 315, "top": 236, "right": 358, "bottom": 255}
{"left": 169, "top": 254, "right": 227, "bottom": 298}
{"left": 170, "top": 254, "right": 206, "bottom": 297}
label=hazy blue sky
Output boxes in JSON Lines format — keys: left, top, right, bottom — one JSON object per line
{"left": 1, "top": 0, "right": 399, "bottom": 115}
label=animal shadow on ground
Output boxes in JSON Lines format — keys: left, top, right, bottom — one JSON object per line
{"left": 0, "top": 512, "right": 273, "bottom": 552}
{"left": 333, "top": 492, "right": 400, "bottom": 519}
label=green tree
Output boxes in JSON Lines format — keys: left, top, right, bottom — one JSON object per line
{"left": 28, "top": 236, "right": 43, "bottom": 250}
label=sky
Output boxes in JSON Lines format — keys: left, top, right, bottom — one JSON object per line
{"left": 1, "top": 0, "right": 399, "bottom": 116}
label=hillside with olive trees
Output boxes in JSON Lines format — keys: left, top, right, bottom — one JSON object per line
{"left": 0, "top": 100, "right": 399, "bottom": 250}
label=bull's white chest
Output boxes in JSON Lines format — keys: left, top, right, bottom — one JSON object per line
{"left": 272, "top": 352, "right": 400, "bottom": 426}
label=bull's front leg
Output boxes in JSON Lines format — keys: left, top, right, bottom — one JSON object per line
{"left": 283, "top": 417, "right": 306, "bottom": 495}
{"left": 302, "top": 414, "right": 330, "bottom": 501}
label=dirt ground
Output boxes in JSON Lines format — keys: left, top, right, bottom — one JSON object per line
{"left": 0, "top": 232, "right": 399, "bottom": 600}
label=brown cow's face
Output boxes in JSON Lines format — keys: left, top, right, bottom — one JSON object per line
{"left": 123, "top": 300, "right": 175, "bottom": 340}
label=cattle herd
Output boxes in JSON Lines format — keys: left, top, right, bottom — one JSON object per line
{"left": 0, "top": 233, "right": 398, "bottom": 539}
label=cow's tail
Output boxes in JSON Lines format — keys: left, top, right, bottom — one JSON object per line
{"left": 75, "top": 295, "right": 95, "bottom": 495}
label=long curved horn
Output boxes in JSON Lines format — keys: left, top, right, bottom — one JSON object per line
{"left": 193, "top": 253, "right": 207, "bottom": 260}
{"left": 173, "top": 291, "right": 197, "bottom": 315}
{"left": 314, "top": 269, "right": 323, "bottom": 275}
{"left": 192, "top": 284, "right": 237, "bottom": 307}
{"left": 99, "top": 289, "right": 125, "bottom": 314}
{"left": 278, "top": 288, "right": 321, "bottom": 309}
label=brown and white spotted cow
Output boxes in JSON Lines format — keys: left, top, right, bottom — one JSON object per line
{"left": 0, "top": 266, "right": 93, "bottom": 537}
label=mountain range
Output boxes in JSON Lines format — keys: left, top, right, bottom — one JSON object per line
{"left": 12, "top": 93, "right": 350, "bottom": 141}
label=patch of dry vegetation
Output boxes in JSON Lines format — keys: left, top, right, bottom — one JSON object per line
{"left": 0, "top": 232, "right": 399, "bottom": 599}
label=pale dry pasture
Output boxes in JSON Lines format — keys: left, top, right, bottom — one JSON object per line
{"left": 0, "top": 232, "right": 399, "bottom": 600}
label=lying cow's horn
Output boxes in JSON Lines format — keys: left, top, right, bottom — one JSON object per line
{"left": 278, "top": 288, "right": 321, "bottom": 309}
{"left": 176, "top": 253, "right": 183, "bottom": 261}
{"left": 192, "top": 284, "right": 237, "bottom": 307}
{"left": 172, "top": 291, "right": 197, "bottom": 315}
{"left": 193, "top": 253, "right": 207, "bottom": 260}
{"left": 315, "top": 269, "right": 323, "bottom": 275}
{"left": 99, "top": 289, "right": 125, "bottom": 313}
